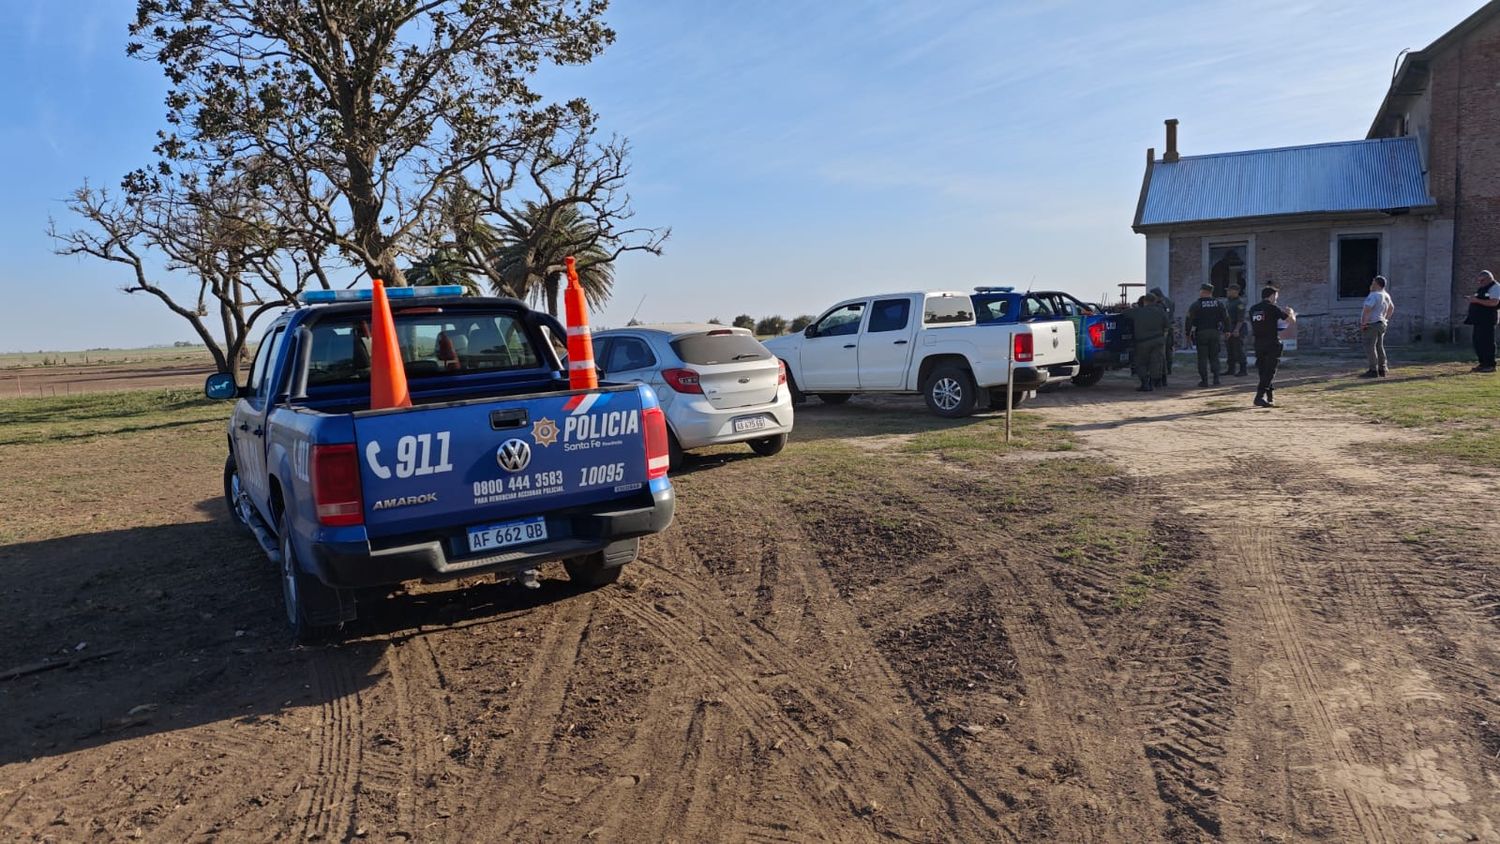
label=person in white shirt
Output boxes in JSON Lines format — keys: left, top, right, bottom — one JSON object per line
{"left": 1467, "top": 270, "right": 1500, "bottom": 373}
{"left": 1359, "top": 276, "right": 1395, "bottom": 378}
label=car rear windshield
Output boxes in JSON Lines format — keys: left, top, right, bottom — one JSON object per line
{"left": 670, "top": 331, "right": 771, "bottom": 365}
{"left": 305, "top": 309, "right": 541, "bottom": 387}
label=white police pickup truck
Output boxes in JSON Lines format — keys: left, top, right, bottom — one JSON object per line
{"left": 763, "top": 291, "right": 1077, "bottom": 417}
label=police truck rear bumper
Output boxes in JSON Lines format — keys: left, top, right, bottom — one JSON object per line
{"left": 309, "top": 486, "right": 675, "bottom": 588}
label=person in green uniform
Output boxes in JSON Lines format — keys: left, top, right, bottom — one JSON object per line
{"left": 1223, "top": 284, "right": 1248, "bottom": 377}
{"left": 1127, "top": 293, "right": 1169, "bottom": 392}
{"left": 1185, "top": 283, "right": 1230, "bottom": 387}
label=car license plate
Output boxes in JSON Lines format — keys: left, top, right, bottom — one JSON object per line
{"left": 467, "top": 516, "right": 547, "bottom": 554}
{"left": 733, "top": 415, "right": 771, "bottom": 433}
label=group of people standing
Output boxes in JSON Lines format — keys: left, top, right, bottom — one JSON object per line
{"left": 1126, "top": 283, "right": 1297, "bottom": 407}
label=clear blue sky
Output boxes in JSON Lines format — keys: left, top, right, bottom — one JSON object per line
{"left": 0, "top": 0, "right": 1484, "bottom": 350}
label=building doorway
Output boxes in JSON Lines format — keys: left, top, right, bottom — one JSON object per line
{"left": 1209, "top": 243, "right": 1248, "bottom": 297}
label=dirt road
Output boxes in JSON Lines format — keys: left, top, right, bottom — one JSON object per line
{"left": 1, "top": 362, "right": 214, "bottom": 400}
{"left": 2, "top": 366, "right": 1497, "bottom": 842}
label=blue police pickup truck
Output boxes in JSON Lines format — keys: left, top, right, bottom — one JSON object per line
{"left": 970, "top": 287, "right": 1128, "bottom": 387}
{"left": 204, "top": 286, "right": 675, "bottom": 640}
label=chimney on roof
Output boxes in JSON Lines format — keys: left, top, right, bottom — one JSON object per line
{"left": 1164, "top": 119, "right": 1180, "bottom": 163}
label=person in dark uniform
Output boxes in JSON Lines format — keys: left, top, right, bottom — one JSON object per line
{"left": 1150, "top": 286, "right": 1176, "bottom": 379}
{"left": 1248, "top": 285, "right": 1296, "bottom": 407}
{"left": 1185, "top": 283, "right": 1230, "bottom": 387}
{"left": 1127, "top": 293, "right": 1169, "bottom": 392}
{"left": 1223, "top": 284, "right": 1248, "bottom": 377}
{"left": 1466, "top": 270, "right": 1500, "bottom": 372}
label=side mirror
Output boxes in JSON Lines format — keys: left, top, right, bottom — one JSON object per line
{"left": 804, "top": 325, "right": 817, "bottom": 338}
{"left": 204, "top": 372, "right": 240, "bottom": 400}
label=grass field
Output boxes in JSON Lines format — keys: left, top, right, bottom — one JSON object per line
{"left": 0, "top": 387, "right": 224, "bottom": 446}
{"left": 0, "top": 345, "right": 216, "bottom": 370}
{"left": 1298, "top": 360, "right": 1500, "bottom": 466}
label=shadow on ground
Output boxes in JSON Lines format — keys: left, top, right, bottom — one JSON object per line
{"left": 0, "top": 500, "right": 592, "bottom": 765}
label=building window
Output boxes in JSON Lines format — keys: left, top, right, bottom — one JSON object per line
{"left": 1336, "top": 235, "right": 1381, "bottom": 299}
{"left": 1207, "top": 243, "right": 1248, "bottom": 297}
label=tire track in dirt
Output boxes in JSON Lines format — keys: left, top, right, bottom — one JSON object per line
{"left": 294, "top": 649, "right": 365, "bottom": 842}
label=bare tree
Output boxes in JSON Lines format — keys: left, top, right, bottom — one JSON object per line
{"left": 126, "top": 0, "right": 617, "bottom": 286}
{"left": 50, "top": 176, "right": 319, "bottom": 380}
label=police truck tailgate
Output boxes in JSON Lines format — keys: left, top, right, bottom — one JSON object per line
{"left": 353, "top": 384, "right": 652, "bottom": 542}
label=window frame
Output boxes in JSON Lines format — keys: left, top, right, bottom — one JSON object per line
{"left": 1331, "top": 231, "right": 1385, "bottom": 301}
{"left": 1203, "top": 238, "right": 1252, "bottom": 299}
{"left": 603, "top": 335, "right": 658, "bottom": 372}
{"left": 812, "top": 301, "right": 868, "bottom": 338}
{"left": 922, "top": 294, "right": 976, "bottom": 326}
{"left": 246, "top": 326, "right": 284, "bottom": 397}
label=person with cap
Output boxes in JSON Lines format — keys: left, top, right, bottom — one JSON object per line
{"left": 1127, "top": 292, "right": 1169, "bottom": 391}
{"left": 1223, "top": 283, "right": 1249, "bottom": 377}
{"left": 1359, "top": 276, "right": 1395, "bottom": 378}
{"left": 1248, "top": 285, "right": 1296, "bottom": 407}
{"left": 1185, "top": 283, "right": 1230, "bottom": 387}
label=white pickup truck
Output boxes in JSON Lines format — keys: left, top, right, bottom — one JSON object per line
{"left": 763, "top": 291, "right": 1078, "bottom": 417}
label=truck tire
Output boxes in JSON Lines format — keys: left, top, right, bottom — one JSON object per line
{"left": 748, "top": 432, "right": 787, "bottom": 457}
{"left": 783, "top": 364, "right": 806, "bottom": 405}
{"left": 817, "top": 393, "right": 851, "bottom": 405}
{"left": 986, "top": 388, "right": 1030, "bottom": 410}
{"left": 277, "top": 512, "right": 347, "bottom": 643}
{"left": 924, "top": 364, "right": 978, "bottom": 418}
{"left": 223, "top": 455, "right": 248, "bottom": 530}
{"left": 564, "top": 543, "right": 635, "bottom": 589}
{"left": 1071, "top": 366, "right": 1105, "bottom": 387}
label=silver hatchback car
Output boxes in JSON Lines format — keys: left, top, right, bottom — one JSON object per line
{"left": 592, "top": 324, "right": 794, "bottom": 467}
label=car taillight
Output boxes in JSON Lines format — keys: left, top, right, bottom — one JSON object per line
{"left": 1088, "top": 322, "right": 1106, "bottom": 348}
{"left": 312, "top": 444, "right": 364, "bottom": 526}
{"left": 1013, "top": 332, "right": 1034, "bottom": 363}
{"left": 643, "top": 406, "right": 670, "bottom": 478}
{"left": 661, "top": 368, "right": 703, "bottom": 394}
{"left": 777, "top": 359, "right": 787, "bottom": 385}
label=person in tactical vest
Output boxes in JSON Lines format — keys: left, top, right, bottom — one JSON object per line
{"left": 1248, "top": 285, "right": 1296, "bottom": 407}
{"left": 1185, "top": 283, "right": 1230, "bottom": 387}
{"left": 1224, "top": 284, "right": 1249, "bottom": 377}
{"left": 1127, "top": 293, "right": 1169, "bottom": 392}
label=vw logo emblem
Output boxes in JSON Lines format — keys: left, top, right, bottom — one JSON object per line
{"left": 496, "top": 438, "right": 532, "bottom": 473}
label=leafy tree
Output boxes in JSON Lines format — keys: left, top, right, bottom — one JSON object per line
{"left": 755, "top": 316, "right": 787, "bottom": 336}
{"left": 406, "top": 248, "right": 478, "bottom": 294}
{"left": 491, "top": 203, "right": 617, "bottom": 316}
{"left": 732, "top": 314, "right": 755, "bottom": 330}
{"left": 790, "top": 314, "right": 816, "bottom": 332}
{"left": 707, "top": 317, "right": 723, "bottom": 325}
{"left": 125, "top": 0, "right": 620, "bottom": 286}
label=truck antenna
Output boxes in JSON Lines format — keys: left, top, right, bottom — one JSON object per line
{"left": 629, "top": 294, "right": 647, "bottom": 324}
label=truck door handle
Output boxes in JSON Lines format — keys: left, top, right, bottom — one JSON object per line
{"left": 843, "top": 344, "right": 856, "bottom": 349}
{"left": 490, "top": 408, "right": 530, "bottom": 430}
{"left": 238, "top": 423, "right": 249, "bottom": 431}
{"left": 893, "top": 340, "right": 908, "bottom": 345}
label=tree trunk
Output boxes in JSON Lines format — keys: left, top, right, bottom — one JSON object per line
{"left": 545, "top": 272, "right": 561, "bottom": 317}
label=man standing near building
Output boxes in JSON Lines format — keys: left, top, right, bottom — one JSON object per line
{"left": 1360, "top": 276, "right": 1395, "bottom": 378}
{"left": 1249, "top": 285, "right": 1296, "bottom": 407}
{"left": 1467, "top": 270, "right": 1500, "bottom": 373}
{"left": 1185, "top": 283, "right": 1230, "bottom": 387}
{"left": 1128, "top": 293, "right": 1169, "bottom": 392}
{"left": 1224, "top": 284, "right": 1249, "bottom": 377}
{"left": 1151, "top": 286, "right": 1176, "bottom": 379}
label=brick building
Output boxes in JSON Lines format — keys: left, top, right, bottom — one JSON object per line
{"left": 1133, "top": 1, "right": 1500, "bottom": 347}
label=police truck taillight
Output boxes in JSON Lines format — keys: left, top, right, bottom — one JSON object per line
{"left": 1013, "top": 332, "right": 1034, "bottom": 363}
{"left": 312, "top": 444, "right": 364, "bottom": 526}
{"left": 643, "top": 406, "right": 670, "bottom": 478}
{"left": 1088, "top": 322, "right": 1106, "bottom": 349}
{"left": 661, "top": 368, "right": 703, "bottom": 394}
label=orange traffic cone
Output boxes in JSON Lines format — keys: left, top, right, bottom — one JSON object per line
{"left": 369, "top": 279, "right": 412, "bottom": 409}
{"left": 563, "top": 256, "right": 599, "bottom": 390}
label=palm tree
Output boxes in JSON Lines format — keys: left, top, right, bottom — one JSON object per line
{"left": 405, "top": 247, "right": 480, "bottom": 293}
{"left": 492, "top": 202, "right": 615, "bottom": 317}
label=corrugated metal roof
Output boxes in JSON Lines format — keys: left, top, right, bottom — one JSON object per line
{"left": 1135, "top": 136, "right": 1435, "bottom": 229}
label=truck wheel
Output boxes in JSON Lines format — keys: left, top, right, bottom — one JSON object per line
{"left": 223, "top": 455, "right": 248, "bottom": 530}
{"left": 564, "top": 551, "right": 625, "bottom": 589}
{"left": 1071, "top": 366, "right": 1104, "bottom": 387}
{"left": 748, "top": 432, "right": 787, "bottom": 457}
{"left": 783, "top": 364, "right": 806, "bottom": 405}
{"left": 924, "top": 364, "right": 978, "bottom": 418}
{"left": 277, "top": 512, "right": 346, "bottom": 643}
{"left": 817, "top": 393, "right": 851, "bottom": 405}
{"left": 986, "top": 388, "right": 1030, "bottom": 410}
